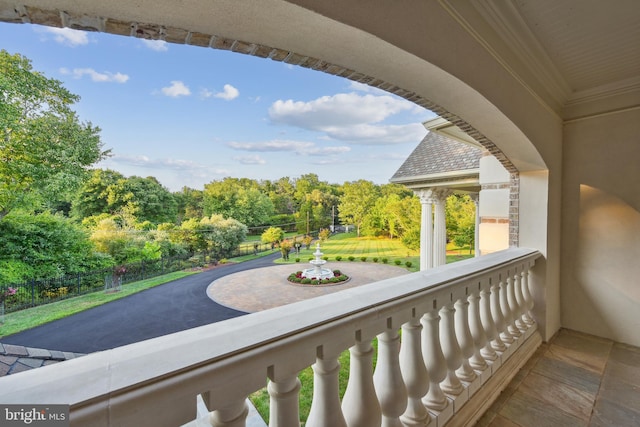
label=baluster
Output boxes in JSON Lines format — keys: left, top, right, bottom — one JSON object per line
{"left": 497, "top": 276, "right": 514, "bottom": 344}
{"left": 374, "top": 327, "right": 407, "bottom": 427}
{"left": 342, "top": 338, "right": 381, "bottom": 427}
{"left": 490, "top": 278, "right": 510, "bottom": 349}
{"left": 210, "top": 399, "right": 249, "bottom": 427}
{"left": 506, "top": 274, "right": 522, "bottom": 338}
{"left": 439, "top": 303, "right": 464, "bottom": 395}
{"left": 521, "top": 265, "right": 535, "bottom": 325}
{"left": 479, "top": 283, "right": 500, "bottom": 359}
{"left": 400, "top": 315, "right": 431, "bottom": 426}
{"left": 306, "top": 351, "right": 348, "bottom": 427}
{"left": 268, "top": 375, "right": 301, "bottom": 427}
{"left": 421, "top": 310, "right": 448, "bottom": 411}
{"left": 454, "top": 296, "right": 477, "bottom": 382}
{"left": 512, "top": 268, "right": 527, "bottom": 332}
{"left": 467, "top": 288, "right": 489, "bottom": 371}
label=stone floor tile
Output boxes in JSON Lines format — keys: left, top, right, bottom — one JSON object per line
{"left": 603, "top": 358, "right": 640, "bottom": 388}
{"left": 26, "top": 347, "right": 52, "bottom": 359}
{"left": 608, "top": 342, "right": 640, "bottom": 367}
{"left": 0, "top": 342, "right": 4, "bottom": 354}
{"left": 489, "top": 414, "right": 523, "bottom": 427}
{"left": 48, "top": 350, "right": 66, "bottom": 361}
{"left": 532, "top": 356, "right": 601, "bottom": 395}
{"left": 599, "top": 375, "right": 640, "bottom": 413}
{"left": 1, "top": 344, "right": 28, "bottom": 356}
{"left": 499, "top": 390, "right": 586, "bottom": 427}
{"left": 8, "top": 362, "right": 33, "bottom": 375}
{"left": 17, "top": 357, "right": 44, "bottom": 368}
{"left": 0, "top": 362, "right": 10, "bottom": 376}
{"left": 475, "top": 409, "right": 497, "bottom": 427}
{"left": 518, "top": 372, "right": 595, "bottom": 420}
{"left": 546, "top": 342, "right": 609, "bottom": 374}
{"left": 589, "top": 396, "right": 640, "bottom": 427}
{"left": 0, "top": 354, "right": 17, "bottom": 365}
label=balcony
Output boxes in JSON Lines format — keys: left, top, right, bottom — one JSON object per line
{"left": 0, "top": 247, "right": 547, "bottom": 426}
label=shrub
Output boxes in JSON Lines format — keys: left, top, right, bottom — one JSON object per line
{"left": 333, "top": 270, "right": 342, "bottom": 276}
{"left": 394, "top": 260, "right": 402, "bottom": 266}
{"left": 309, "top": 257, "right": 314, "bottom": 261}
{"left": 323, "top": 256, "right": 329, "bottom": 261}
{"left": 295, "top": 258, "right": 300, "bottom": 263}
{"left": 405, "top": 261, "right": 413, "bottom": 268}
{"left": 348, "top": 256, "right": 355, "bottom": 261}
{"left": 360, "top": 256, "right": 367, "bottom": 262}
{"left": 336, "top": 255, "right": 343, "bottom": 261}
{"left": 301, "top": 278, "right": 312, "bottom": 284}
{"left": 373, "top": 257, "right": 379, "bottom": 263}
{"left": 382, "top": 258, "right": 388, "bottom": 264}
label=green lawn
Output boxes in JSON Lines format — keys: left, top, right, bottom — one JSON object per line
{"left": 276, "top": 232, "right": 473, "bottom": 271}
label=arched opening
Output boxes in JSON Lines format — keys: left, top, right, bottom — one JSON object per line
{"left": 0, "top": 0, "right": 556, "bottom": 338}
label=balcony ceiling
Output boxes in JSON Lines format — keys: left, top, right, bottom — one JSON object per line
{"left": 444, "top": 0, "right": 640, "bottom": 119}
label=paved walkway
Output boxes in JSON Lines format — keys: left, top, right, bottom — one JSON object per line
{"left": 207, "top": 262, "right": 411, "bottom": 312}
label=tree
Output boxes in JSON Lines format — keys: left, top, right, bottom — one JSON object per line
{"left": 0, "top": 50, "right": 108, "bottom": 220}
{"left": 0, "top": 211, "right": 108, "bottom": 283}
{"left": 203, "top": 178, "right": 274, "bottom": 227}
{"left": 174, "top": 186, "right": 203, "bottom": 222}
{"left": 338, "top": 180, "right": 380, "bottom": 237}
{"left": 261, "top": 227, "right": 284, "bottom": 246}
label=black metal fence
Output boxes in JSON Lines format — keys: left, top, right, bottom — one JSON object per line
{"left": 0, "top": 252, "right": 207, "bottom": 314}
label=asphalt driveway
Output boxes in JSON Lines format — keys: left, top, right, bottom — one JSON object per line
{"left": 0, "top": 252, "right": 280, "bottom": 353}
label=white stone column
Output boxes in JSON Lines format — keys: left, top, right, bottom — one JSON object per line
{"left": 268, "top": 376, "right": 301, "bottom": 427}
{"left": 399, "top": 317, "right": 431, "bottom": 427}
{"left": 307, "top": 352, "right": 348, "bottom": 427}
{"left": 471, "top": 194, "right": 480, "bottom": 257}
{"left": 432, "top": 189, "right": 451, "bottom": 267}
{"left": 342, "top": 339, "right": 381, "bottom": 427}
{"left": 416, "top": 189, "right": 434, "bottom": 271}
{"left": 374, "top": 328, "right": 407, "bottom": 427}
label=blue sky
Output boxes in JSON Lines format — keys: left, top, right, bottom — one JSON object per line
{"left": 1, "top": 22, "right": 435, "bottom": 191}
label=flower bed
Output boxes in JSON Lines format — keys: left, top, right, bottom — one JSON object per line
{"left": 287, "top": 270, "right": 349, "bottom": 286}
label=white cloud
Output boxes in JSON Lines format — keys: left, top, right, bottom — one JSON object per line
{"left": 305, "top": 146, "right": 351, "bottom": 156}
{"left": 161, "top": 81, "right": 191, "bottom": 97}
{"left": 41, "top": 27, "right": 89, "bottom": 47}
{"left": 227, "top": 140, "right": 314, "bottom": 152}
{"left": 268, "top": 92, "right": 427, "bottom": 144}
{"left": 348, "top": 81, "right": 389, "bottom": 96}
{"left": 227, "top": 139, "right": 350, "bottom": 157}
{"left": 60, "top": 67, "right": 129, "bottom": 83}
{"left": 234, "top": 155, "right": 267, "bottom": 165}
{"left": 142, "top": 39, "right": 168, "bottom": 52}
{"left": 215, "top": 84, "right": 239, "bottom": 101}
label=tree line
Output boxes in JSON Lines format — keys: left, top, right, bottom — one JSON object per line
{"left": 0, "top": 50, "right": 474, "bottom": 286}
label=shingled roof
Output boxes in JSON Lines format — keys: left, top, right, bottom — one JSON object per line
{"left": 390, "top": 131, "right": 482, "bottom": 182}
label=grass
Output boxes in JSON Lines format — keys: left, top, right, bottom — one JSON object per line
{"left": 277, "top": 232, "right": 473, "bottom": 271}
{"left": 250, "top": 340, "right": 379, "bottom": 425}
{"left": 0, "top": 271, "right": 196, "bottom": 338}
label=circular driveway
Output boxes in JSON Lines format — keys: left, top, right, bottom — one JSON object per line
{"left": 207, "top": 262, "right": 410, "bottom": 312}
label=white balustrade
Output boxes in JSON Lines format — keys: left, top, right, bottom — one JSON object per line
{"left": 374, "top": 327, "right": 407, "bottom": 427}
{"left": 454, "top": 296, "right": 477, "bottom": 383}
{"left": 479, "top": 283, "right": 499, "bottom": 361}
{"left": 0, "top": 248, "right": 541, "bottom": 427}
{"left": 268, "top": 376, "right": 300, "bottom": 427}
{"left": 307, "top": 352, "right": 348, "bottom": 427}
{"left": 498, "top": 276, "right": 515, "bottom": 344}
{"left": 399, "top": 315, "right": 431, "bottom": 426}
{"left": 506, "top": 275, "right": 522, "bottom": 338}
{"left": 421, "top": 308, "right": 449, "bottom": 411}
{"left": 342, "top": 338, "right": 381, "bottom": 427}
{"left": 521, "top": 264, "right": 535, "bottom": 325}
{"left": 468, "top": 286, "right": 489, "bottom": 370}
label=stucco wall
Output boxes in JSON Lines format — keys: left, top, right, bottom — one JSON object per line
{"left": 562, "top": 108, "right": 640, "bottom": 346}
